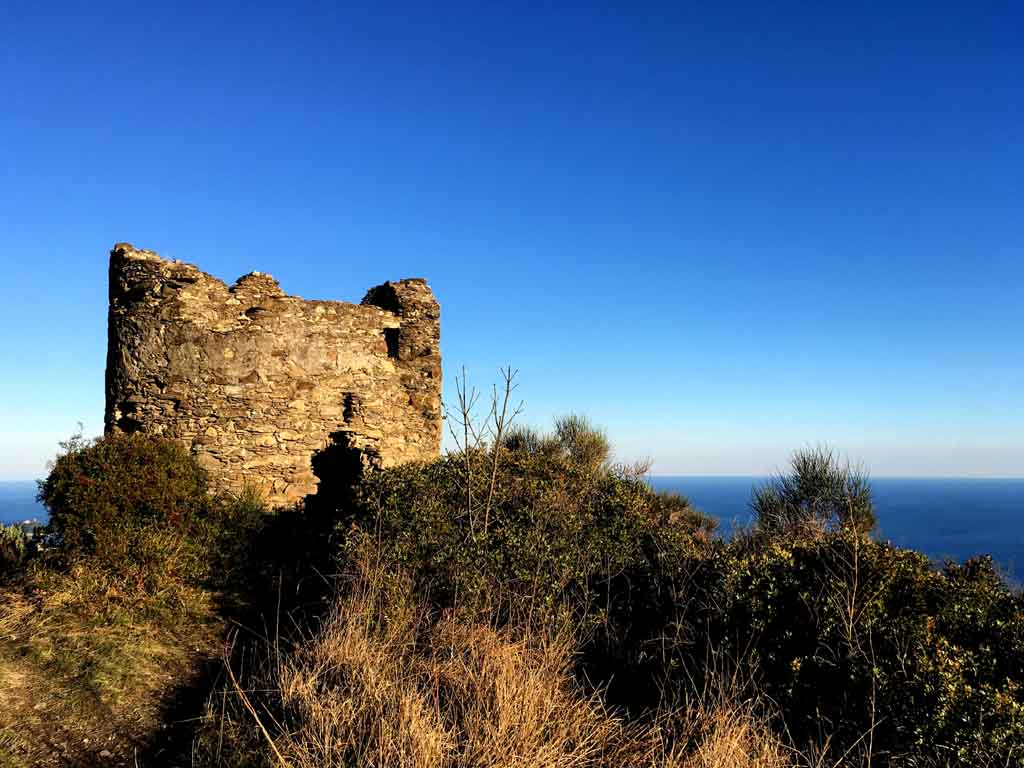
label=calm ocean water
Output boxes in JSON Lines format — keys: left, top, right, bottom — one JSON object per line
{"left": 3, "top": 477, "right": 1022, "bottom": 580}
{"left": 0, "top": 481, "right": 42, "bottom": 525}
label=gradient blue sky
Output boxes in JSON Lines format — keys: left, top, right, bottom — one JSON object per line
{"left": 1, "top": 1, "right": 1021, "bottom": 480}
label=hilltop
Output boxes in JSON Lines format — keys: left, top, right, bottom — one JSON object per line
{"left": 1, "top": 409, "right": 1022, "bottom": 767}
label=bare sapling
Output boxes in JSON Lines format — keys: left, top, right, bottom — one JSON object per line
{"left": 443, "top": 366, "right": 524, "bottom": 539}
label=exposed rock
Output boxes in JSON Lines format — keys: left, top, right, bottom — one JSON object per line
{"left": 104, "top": 243, "right": 441, "bottom": 505}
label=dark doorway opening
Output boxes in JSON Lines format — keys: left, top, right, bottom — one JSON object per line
{"left": 384, "top": 327, "right": 400, "bottom": 359}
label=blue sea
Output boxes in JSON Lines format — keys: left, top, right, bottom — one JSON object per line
{"left": 0, "top": 481, "right": 43, "bottom": 526}
{"left": 650, "top": 476, "right": 1023, "bottom": 582}
{"left": 3, "top": 477, "right": 1022, "bottom": 581}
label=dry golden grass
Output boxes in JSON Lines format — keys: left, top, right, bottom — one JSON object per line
{"left": 209, "top": 571, "right": 639, "bottom": 767}
{"left": 668, "top": 703, "right": 790, "bottom": 768}
{"left": 201, "top": 562, "right": 799, "bottom": 768}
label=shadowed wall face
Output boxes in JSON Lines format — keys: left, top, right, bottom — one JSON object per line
{"left": 104, "top": 244, "right": 441, "bottom": 505}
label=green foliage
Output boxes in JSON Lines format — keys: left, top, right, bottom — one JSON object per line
{"left": 751, "top": 445, "right": 876, "bottom": 537}
{"left": 36, "top": 432, "right": 268, "bottom": 599}
{"left": 337, "top": 415, "right": 1021, "bottom": 764}
{"left": 0, "top": 524, "right": 27, "bottom": 573}
{"left": 39, "top": 432, "right": 209, "bottom": 555}
{"left": 337, "top": 416, "right": 715, "bottom": 624}
{"left": 550, "top": 413, "right": 611, "bottom": 470}
{"left": 501, "top": 415, "right": 612, "bottom": 473}
{"left": 29, "top": 415, "right": 1021, "bottom": 765}
{"left": 652, "top": 489, "right": 718, "bottom": 535}
{"left": 596, "top": 529, "right": 1024, "bottom": 765}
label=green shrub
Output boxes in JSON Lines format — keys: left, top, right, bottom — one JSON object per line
{"left": 284, "top": 404, "right": 1024, "bottom": 764}
{"left": 0, "top": 524, "right": 27, "bottom": 573}
{"left": 751, "top": 446, "right": 876, "bottom": 537}
{"left": 36, "top": 432, "right": 266, "bottom": 598}
{"left": 454, "top": 442, "right": 1015, "bottom": 765}
{"left": 336, "top": 416, "right": 715, "bottom": 625}
{"left": 39, "top": 433, "right": 209, "bottom": 554}
{"left": 596, "top": 528, "right": 1024, "bottom": 765}
{"left": 550, "top": 413, "right": 612, "bottom": 470}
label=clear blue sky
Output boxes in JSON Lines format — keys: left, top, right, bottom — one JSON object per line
{"left": 1, "top": 1, "right": 1021, "bottom": 480}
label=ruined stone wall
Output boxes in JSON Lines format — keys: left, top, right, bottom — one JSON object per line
{"left": 104, "top": 243, "right": 441, "bottom": 505}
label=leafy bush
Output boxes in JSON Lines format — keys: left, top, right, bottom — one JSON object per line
{"left": 549, "top": 413, "right": 613, "bottom": 470}
{"left": 0, "top": 523, "right": 27, "bottom": 573}
{"left": 336, "top": 426, "right": 1022, "bottom": 765}
{"left": 595, "top": 528, "right": 1024, "bottom": 764}
{"left": 36, "top": 432, "right": 266, "bottom": 599}
{"left": 39, "top": 433, "right": 208, "bottom": 552}
{"left": 337, "top": 416, "right": 715, "bottom": 624}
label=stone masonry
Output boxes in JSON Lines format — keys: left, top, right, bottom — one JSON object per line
{"left": 104, "top": 243, "right": 442, "bottom": 505}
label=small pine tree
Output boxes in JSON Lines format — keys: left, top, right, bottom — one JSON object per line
{"left": 752, "top": 446, "right": 876, "bottom": 538}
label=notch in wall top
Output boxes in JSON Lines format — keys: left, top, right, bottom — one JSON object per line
{"left": 362, "top": 278, "right": 435, "bottom": 316}
{"left": 110, "top": 242, "right": 435, "bottom": 313}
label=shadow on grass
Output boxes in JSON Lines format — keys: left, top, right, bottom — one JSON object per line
{"left": 135, "top": 433, "right": 368, "bottom": 765}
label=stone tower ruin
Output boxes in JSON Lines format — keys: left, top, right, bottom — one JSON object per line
{"left": 104, "top": 243, "right": 442, "bottom": 505}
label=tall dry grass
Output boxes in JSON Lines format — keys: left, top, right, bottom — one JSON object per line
{"left": 200, "top": 560, "right": 799, "bottom": 768}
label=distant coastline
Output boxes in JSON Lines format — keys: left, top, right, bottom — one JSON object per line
{"left": 0, "top": 480, "right": 44, "bottom": 525}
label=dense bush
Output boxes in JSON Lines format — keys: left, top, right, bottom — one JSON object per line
{"left": 36, "top": 432, "right": 266, "bottom": 597}
{"left": 334, "top": 434, "right": 1023, "bottom": 765}
{"left": 751, "top": 446, "right": 876, "bottom": 537}
{"left": 719, "top": 539, "right": 1022, "bottom": 763}
{"left": 591, "top": 452, "right": 1024, "bottom": 765}
{"left": 0, "top": 523, "right": 27, "bottom": 573}
{"left": 337, "top": 416, "right": 715, "bottom": 624}
{"left": 28, "top": 419, "right": 1022, "bottom": 765}
{"left": 40, "top": 433, "right": 208, "bottom": 550}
